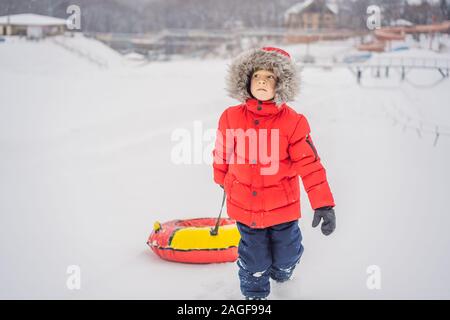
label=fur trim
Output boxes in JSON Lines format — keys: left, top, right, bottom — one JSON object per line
{"left": 225, "top": 48, "right": 301, "bottom": 106}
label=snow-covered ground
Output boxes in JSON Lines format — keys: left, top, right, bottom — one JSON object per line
{"left": 1, "top": 34, "right": 450, "bottom": 299}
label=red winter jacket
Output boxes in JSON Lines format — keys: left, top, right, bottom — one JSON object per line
{"left": 212, "top": 98, "right": 335, "bottom": 228}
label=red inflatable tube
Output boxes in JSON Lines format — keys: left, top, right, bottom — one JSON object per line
{"left": 147, "top": 218, "right": 240, "bottom": 264}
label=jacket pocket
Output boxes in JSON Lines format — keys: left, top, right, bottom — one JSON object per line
{"left": 288, "top": 176, "right": 300, "bottom": 203}
{"left": 281, "top": 178, "right": 295, "bottom": 204}
{"left": 223, "top": 172, "right": 235, "bottom": 195}
{"left": 263, "top": 183, "right": 291, "bottom": 211}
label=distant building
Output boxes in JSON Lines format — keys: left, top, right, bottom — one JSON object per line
{"left": 404, "top": 0, "right": 433, "bottom": 25}
{"left": 0, "top": 13, "right": 67, "bottom": 39}
{"left": 284, "top": 0, "right": 338, "bottom": 31}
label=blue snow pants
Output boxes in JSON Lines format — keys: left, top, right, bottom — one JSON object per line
{"left": 236, "top": 220, "right": 304, "bottom": 299}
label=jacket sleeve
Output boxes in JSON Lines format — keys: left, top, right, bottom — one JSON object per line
{"left": 288, "top": 114, "right": 335, "bottom": 210}
{"left": 212, "top": 110, "right": 233, "bottom": 186}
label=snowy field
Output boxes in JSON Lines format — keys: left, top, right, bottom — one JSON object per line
{"left": 1, "top": 34, "right": 450, "bottom": 299}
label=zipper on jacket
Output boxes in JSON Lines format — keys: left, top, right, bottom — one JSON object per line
{"left": 306, "top": 135, "right": 318, "bottom": 161}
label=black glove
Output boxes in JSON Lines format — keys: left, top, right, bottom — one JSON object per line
{"left": 312, "top": 206, "right": 336, "bottom": 236}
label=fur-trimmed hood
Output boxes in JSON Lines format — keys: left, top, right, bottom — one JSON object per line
{"left": 225, "top": 47, "right": 301, "bottom": 106}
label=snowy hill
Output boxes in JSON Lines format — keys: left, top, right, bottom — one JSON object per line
{"left": 1, "top": 34, "right": 450, "bottom": 299}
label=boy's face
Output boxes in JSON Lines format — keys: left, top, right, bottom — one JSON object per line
{"left": 250, "top": 69, "right": 277, "bottom": 102}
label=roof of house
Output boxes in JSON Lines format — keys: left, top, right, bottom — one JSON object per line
{"left": 391, "top": 19, "right": 414, "bottom": 27}
{"left": 0, "top": 13, "right": 67, "bottom": 26}
{"left": 285, "top": 0, "right": 339, "bottom": 20}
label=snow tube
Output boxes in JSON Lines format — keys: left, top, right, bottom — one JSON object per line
{"left": 147, "top": 218, "right": 240, "bottom": 264}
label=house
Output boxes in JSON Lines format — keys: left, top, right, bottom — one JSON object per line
{"left": 284, "top": 0, "right": 338, "bottom": 31}
{"left": 0, "top": 13, "right": 67, "bottom": 39}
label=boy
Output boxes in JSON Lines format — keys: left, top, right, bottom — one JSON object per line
{"left": 213, "top": 47, "right": 336, "bottom": 300}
